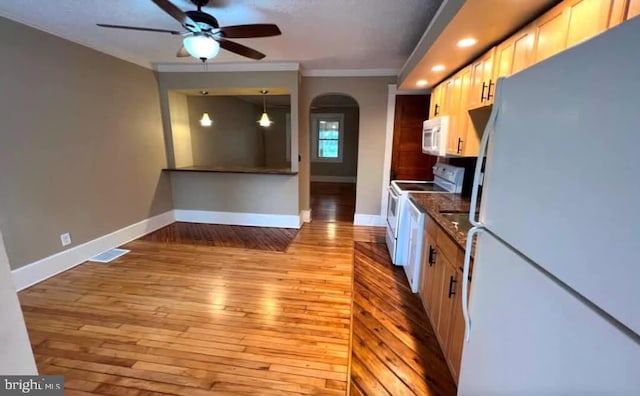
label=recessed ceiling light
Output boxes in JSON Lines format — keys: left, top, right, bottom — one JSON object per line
{"left": 457, "top": 38, "right": 477, "bottom": 48}
{"left": 416, "top": 79, "right": 428, "bottom": 87}
{"left": 431, "top": 65, "right": 445, "bottom": 72}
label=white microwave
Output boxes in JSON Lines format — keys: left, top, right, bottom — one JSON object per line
{"left": 422, "top": 116, "right": 449, "bottom": 156}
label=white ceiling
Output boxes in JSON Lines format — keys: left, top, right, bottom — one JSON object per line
{"left": 0, "top": 0, "right": 443, "bottom": 71}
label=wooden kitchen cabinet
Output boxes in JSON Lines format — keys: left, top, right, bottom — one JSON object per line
{"left": 533, "top": 4, "right": 569, "bottom": 63}
{"left": 435, "top": 254, "right": 459, "bottom": 351}
{"left": 565, "top": 0, "right": 614, "bottom": 48}
{"left": 446, "top": 265, "right": 468, "bottom": 383}
{"left": 419, "top": 216, "right": 438, "bottom": 313}
{"left": 446, "top": 67, "right": 473, "bottom": 156}
{"left": 427, "top": 246, "right": 446, "bottom": 329}
{"left": 468, "top": 49, "right": 496, "bottom": 108}
{"left": 608, "top": 0, "right": 628, "bottom": 26}
{"left": 442, "top": 77, "right": 460, "bottom": 119}
{"left": 420, "top": 214, "right": 471, "bottom": 383}
{"left": 429, "top": 84, "right": 443, "bottom": 119}
{"left": 627, "top": 0, "right": 640, "bottom": 19}
{"left": 494, "top": 39, "right": 515, "bottom": 79}
{"left": 494, "top": 25, "right": 536, "bottom": 79}
{"left": 420, "top": 240, "right": 437, "bottom": 314}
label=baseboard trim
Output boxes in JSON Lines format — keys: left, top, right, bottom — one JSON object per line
{"left": 11, "top": 211, "right": 175, "bottom": 291}
{"left": 353, "top": 214, "right": 387, "bottom": 227}
{"left": 174, "top": 210, "right": 301, "bottom": 229}
{"left": 310, "top": 175, "right": 356, "bottom": 183}
{"left": 300, "top": 210, "right": 311, "bottom": 226}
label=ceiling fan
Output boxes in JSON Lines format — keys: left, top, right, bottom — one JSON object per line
{"left": 97, "top": 0, "right": 281, "bottom": 61}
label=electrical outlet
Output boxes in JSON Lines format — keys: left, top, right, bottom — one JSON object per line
{"left": 60, "top": 232, "right": 72, "bottom": 247}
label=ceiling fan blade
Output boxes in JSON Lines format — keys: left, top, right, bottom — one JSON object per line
{"left": 218, "top": 24, "right": 281, "bottom": 38}
{"left": 177, "top": 46, "right": 190, "bottom": 57}
{"left": 97, "top": 24, "right": 182, "bottom": 35}
{"left": 217, "top": 38, "right": 266, "bottom": 60}
{"left": 151, "top": 0, "right": 200, "bottom": 32}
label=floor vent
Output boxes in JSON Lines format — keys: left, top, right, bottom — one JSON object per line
{"left": 89, "top": 248, "right": 130, "bottom": 263}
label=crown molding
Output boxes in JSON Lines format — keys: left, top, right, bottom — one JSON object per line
{"left": 154, "top": 62, "right": 301, "bottom": 73}
{"left": 301, "top": 68, "right": 400, "bottom": 77}
{"left": 0, "top": 9, "right": 153, "bottom": 69}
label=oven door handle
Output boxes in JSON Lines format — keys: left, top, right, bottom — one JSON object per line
{"left": 386, "top": 187, "right": 400, "bottom": 228}
{"left": 388, "top": 186, "right": 400, "bottom": 200}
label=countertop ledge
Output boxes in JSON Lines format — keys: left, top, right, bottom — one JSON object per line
{"left": 408, "top": 193, "right": 475, "bottom": 254}
{"left": 163, "top": 166, "right": 298, "bottom": 175}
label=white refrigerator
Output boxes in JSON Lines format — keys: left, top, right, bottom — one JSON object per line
{"left": 458, "top": 18, "right": 640, "bottom": 395}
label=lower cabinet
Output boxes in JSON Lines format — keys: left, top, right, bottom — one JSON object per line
{"left": 419, "top": 215, "right": 470, "bottom": 384}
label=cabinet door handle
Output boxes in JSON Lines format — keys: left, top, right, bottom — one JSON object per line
{"left": 448, "top": 275, "right": 457, "bottom": 299}
{"left": 434, "top": 104, "right": 440, "bottom": 116}
{"left": 487, "top": 80, "right": 495, "bottom": 100}
{"left": 481, "top": 82, "right": 487, "bottom": 102}
{"left": 457, "top": 138, "right": 463, "bottom": 154}
{"left": 428, "top": 245, "right": 436, "bottom": 266}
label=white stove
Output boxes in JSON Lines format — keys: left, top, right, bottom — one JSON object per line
{"left": 386, "top": 163, "right": 465, "bottom": 268}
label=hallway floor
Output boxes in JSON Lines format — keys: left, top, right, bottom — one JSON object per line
{"left": 310, "top": 182, "right": 356, "bottom": 223}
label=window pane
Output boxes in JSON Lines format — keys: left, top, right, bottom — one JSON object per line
{"left": 319, "top": 129, "right": 339, "bottom": 140}
{"left": 318, "top": 140, "right": 338, "bottom": 158}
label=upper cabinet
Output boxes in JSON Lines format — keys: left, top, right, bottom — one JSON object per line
{"left": 429, "top": 84, "right": 443, "bottom": 119}
{"left": 468, "top": 49, "right": 496, "bottom": 108}
{"left": 533, "top": 0, "right": 624, "bottom": 62}
{"left": 494, "top": 26, "right": 536, "bottom": 79}
{"left": 427, "top": 0, "right": 635, "bottom": 157}
{"left": 628, "top": 0, "right": 640, "bottom": 19}
{"left": 446, "top": 67, "right": 473, "bottom": 156}
{"left": 533, "top": 5, "right": 569, "bottom": 63}
{"left": 566, "top": 0, "right": 616, "bottom": 46}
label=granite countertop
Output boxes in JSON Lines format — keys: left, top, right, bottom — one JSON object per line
{"left": 163, "top": 165, "right": 298, "bottom": 175}
{"left": 408, "top": 193, "right": 475, "bottom": 254}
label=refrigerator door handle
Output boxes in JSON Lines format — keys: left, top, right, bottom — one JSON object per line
{"left": 469, "top": 78, "right": 505, "bottom": 228}
{"left": 463, "top": 226, "right": 484, "bottom": 342}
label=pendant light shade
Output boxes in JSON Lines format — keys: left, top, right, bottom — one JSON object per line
{"left": 200, "top": 112, "right": 212, "bottom": 127}
{"left": 258, "top": 112, "right": 272, "bottom": 127}
{"left": 258, "top": 90, "right": 272, "bottom": 127}
{"left": 183, "top": 34, "right": 220, "bottom": 60}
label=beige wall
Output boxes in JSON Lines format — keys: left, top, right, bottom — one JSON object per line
{"left": 263, "top": 107, "right": 291, "bottom": 168}
{"left": 0, "top": 16, "right": 172, "bottom": 269}
{"left": 187, "top": 96, "right": 263, "bottom": 167}
{"left": 157, "top": 71, "right": 300, "bottom": 215}
{"left": 168, "top": 91, "right": 194, "bottom": 168}
{"left": 172, "top": 173, "right": 298, "bottom": 215}
{"left": 300, "top": 76, "right": 395, "bottom": 215}
{"left": 310, "top": 106, "right": 359, "bottom": 178}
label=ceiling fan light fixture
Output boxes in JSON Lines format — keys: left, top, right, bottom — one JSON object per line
{"left": 183, "top": 34, "right": 220, "bottom": 60}
{"left": 200, "top": 112, "right": 213, "bottom": 127}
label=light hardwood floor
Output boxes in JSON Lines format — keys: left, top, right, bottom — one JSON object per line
{"left": 19, "top": 222, "right": 384, "bottom": 395}
{"left": 350, "top": 242, "right": 457, "bottom": 396}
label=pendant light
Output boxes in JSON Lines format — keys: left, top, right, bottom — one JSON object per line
{"left": 199, "top": 90, "right": 212, "bottom": 127}
{"left": 258, "top": 90, "right": 272, "bottom": 127}
{"left": 200, "top": 113, "right": 212, "bottom": 127}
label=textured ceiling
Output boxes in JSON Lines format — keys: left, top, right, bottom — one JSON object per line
{"left": 0, "top": 0, "right": 443, "bottom": 70}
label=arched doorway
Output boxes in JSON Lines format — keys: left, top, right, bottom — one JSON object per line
{"left": 308, "top": 94, "right": 359, "bottom": 223}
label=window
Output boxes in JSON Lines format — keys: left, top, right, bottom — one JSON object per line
{"left": 311, "top": 114, "right": 344, "bottom": 162}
